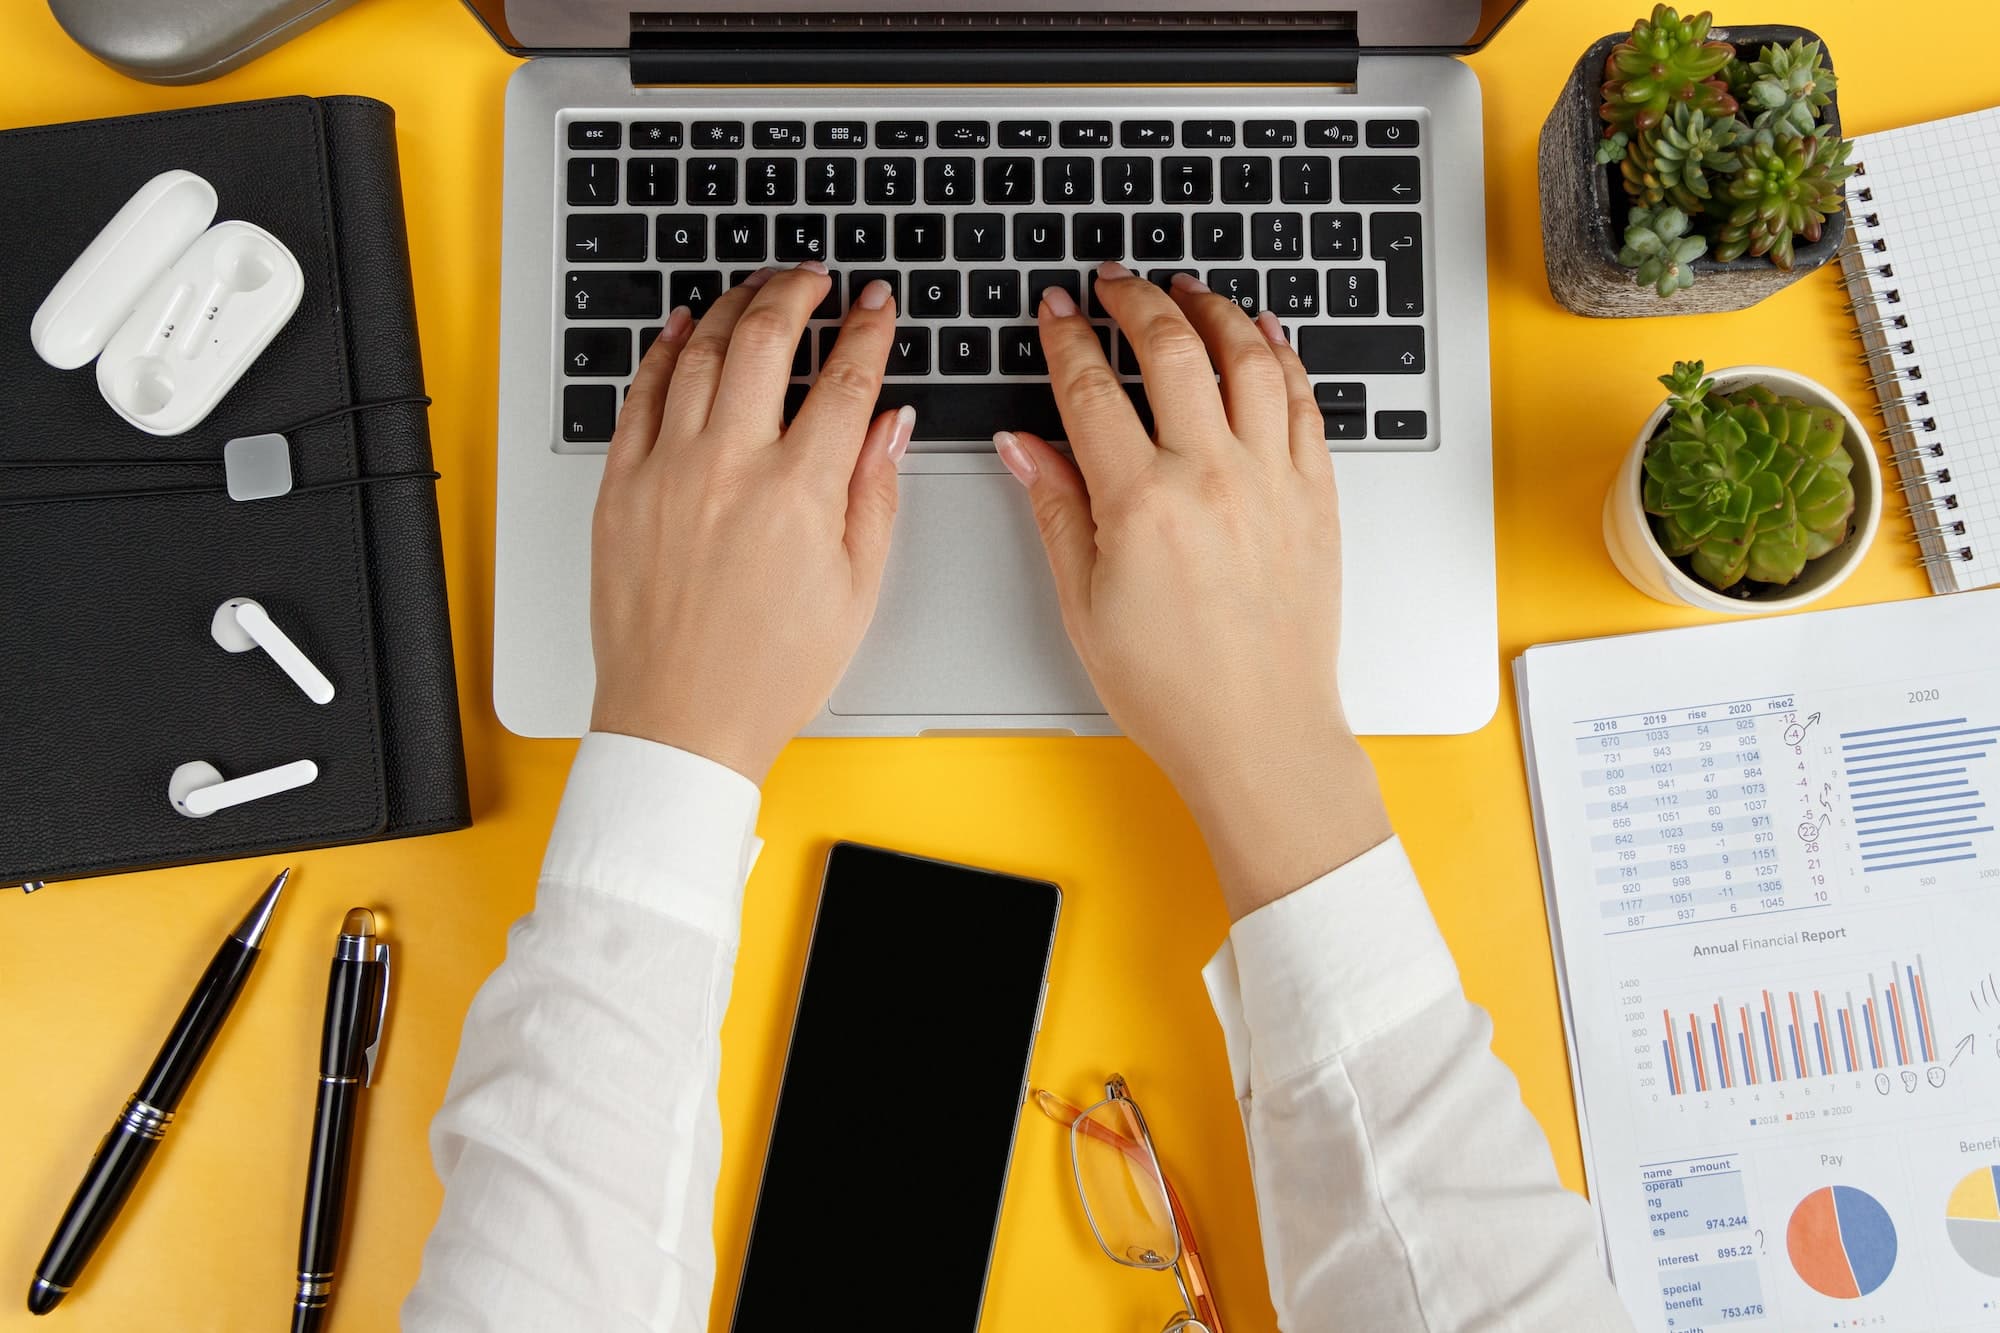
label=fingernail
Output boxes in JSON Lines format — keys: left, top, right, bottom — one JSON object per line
{"left": 1255, "top": 310, "right": 1285, "bottom": 345}
{"left": 888, "top": 405, "right": 917, "bottom": 461}
{"left": 1041, "top": 286, "right": 1078, "bottom": 318}
{"left": 1097, "top": 260, "right": 1134, "bottom": 281}
{"left": 858, "top": 278, "right": 893, "bottom": 311}
{"left": 663, "top": 305, "right": 693, "bottom": 341}
{"left": 994, "top": 431, "right": 1037, "bottom": 486}
{"left": 1170, "top": 272, "right": 1210, "bottom": 295}
{"left": 798, "top": 259, "right": 828, "bottom": 275}
{"left": 743, "top": 267, "right": 775, "bottom": 291}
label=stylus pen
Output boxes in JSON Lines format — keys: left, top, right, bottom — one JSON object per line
{"left": 27, "top": 868, "right": 289, "bottom": 1316}
{"left": 290, "top": 908, "right": 389, "bottom": 1333}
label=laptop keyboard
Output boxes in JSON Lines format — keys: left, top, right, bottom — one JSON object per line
{"left": 555, "top": 110, "right": 1435, "bottom": 453}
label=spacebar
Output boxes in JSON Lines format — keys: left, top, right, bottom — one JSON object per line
{"left": 783, "top": 382, "right": 1153, "bottom": 446}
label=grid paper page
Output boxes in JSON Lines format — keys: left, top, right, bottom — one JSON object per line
{"left": 1848, "top": 105, "right": 2000, "bottom": 593}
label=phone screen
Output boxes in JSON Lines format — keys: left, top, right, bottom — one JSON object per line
{"left": 729, "top": 843, "right": 1060, "bottom": 1330}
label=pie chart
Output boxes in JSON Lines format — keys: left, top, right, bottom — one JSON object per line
{"left": 1947, "top": 1166, "right": 2000, "bottom": 1278}
{"left": 1787, "top": 1185, "right": 1898, "bottom": 1299}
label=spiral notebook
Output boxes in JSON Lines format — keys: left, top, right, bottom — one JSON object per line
{"left": 1839, "top": 104, "right": 2000, "bottom": 594}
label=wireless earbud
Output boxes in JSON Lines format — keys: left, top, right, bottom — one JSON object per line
{"left": 212, "top": 597, "right": 335, "bottom": 704}
{"left": 169, "top": 758, "right": 318, "bottom": 817}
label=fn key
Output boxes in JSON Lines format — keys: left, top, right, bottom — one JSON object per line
{"left": 562, "top": 385, "right": 617, "bottom": 443}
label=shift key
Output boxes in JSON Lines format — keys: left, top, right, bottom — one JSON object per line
{"left": 565, "top": 270, "right": 662, "bottom": 320}
{"left": 1299, "top": 326, "right": 1425, "bottom": 374}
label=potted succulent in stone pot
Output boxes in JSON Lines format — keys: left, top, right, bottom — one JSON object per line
{"left": 1604, "top": 361, "right": 1882, "bottom": 613}
{"left": 1540, "top": 7, "right": 1855, "bottom": 316}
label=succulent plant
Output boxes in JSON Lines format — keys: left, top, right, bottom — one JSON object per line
{"left": 1619, "top": 206, "right": 1708, "bottom": 296}
{"left": 1738, "top": 39, "right": 1837, "bottom": 145}
{"left": 1641, "top": 105, "right": 1748, "bottom": 211}
{"left": 1600, "top": 5, "right": 1739, "bottom": 138}
{"left": 1596, "top": 129, "right": 1631, "bottom": 165}
{"left": 1643, "top": 361, "right": 1856, "bottom": 589}
{"left": 1713, "top": 128, "right": 1857, "bottom": 268}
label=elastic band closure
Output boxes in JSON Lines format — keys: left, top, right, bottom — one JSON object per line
{"left": 0, "top": 395, "right": 431, "bottom": 469}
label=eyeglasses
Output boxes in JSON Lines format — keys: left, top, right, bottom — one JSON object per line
{"left": 1033, "top": 1075, "right": 1224, "bottom": 1333}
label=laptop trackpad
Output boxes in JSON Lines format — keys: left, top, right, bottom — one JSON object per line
{"left": 831, "top": 471, "right": 1104, "bottom": 720}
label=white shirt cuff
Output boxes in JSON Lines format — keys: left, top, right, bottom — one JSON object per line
{"left": 540, "top": 731, "right": 764, "bottom": 941}
{"left": 1202, "top": 835, "right": 1462, "bottom": 1099}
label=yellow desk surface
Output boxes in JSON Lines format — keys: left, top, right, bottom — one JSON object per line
{"left": 2, "top": 2, "right": 1991, "bottom": 1327}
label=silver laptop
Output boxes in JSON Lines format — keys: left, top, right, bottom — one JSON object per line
{"left": 476, "top": 0, "right": 1512, "bottom": 737}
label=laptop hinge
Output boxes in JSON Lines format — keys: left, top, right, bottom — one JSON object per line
{"left": 627, "top": 12, "right": 1359, "bottom": 87}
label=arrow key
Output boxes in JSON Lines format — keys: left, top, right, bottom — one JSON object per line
{"left": 1370, "top": 212, "right": 1425, "bottom": 317}
{"left": 564, "top": 327, "right": 632, "bottom": 378}
{"left": 1339, "top": 155, "right": 1420, "bottom": 204}
{"left": 1374, "top": 409, "right": 1428, "bottom": 440}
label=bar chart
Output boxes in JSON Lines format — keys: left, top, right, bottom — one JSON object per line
{"left": 1839, "top": 715, "right": 1998, "bottom": 875}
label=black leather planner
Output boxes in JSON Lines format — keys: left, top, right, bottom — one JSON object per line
{"left": 0, "top": 96, "right": 470, "bottom": 887}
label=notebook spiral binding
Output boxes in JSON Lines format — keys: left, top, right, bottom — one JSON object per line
{"left": 1838, "top": 165, "right": 1974, "bottom": 576}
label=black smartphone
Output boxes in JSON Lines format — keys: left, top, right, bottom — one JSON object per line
{"left": 729, "top": 842, "right": 1061, "bottom": 1330}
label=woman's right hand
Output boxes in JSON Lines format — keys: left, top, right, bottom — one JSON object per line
{"left": 996, "top": 263, "right": 1391, "bottom": 918}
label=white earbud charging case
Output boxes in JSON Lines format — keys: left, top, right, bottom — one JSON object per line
{"left": 30, "top": 169, "right": 303, "bottom": 437}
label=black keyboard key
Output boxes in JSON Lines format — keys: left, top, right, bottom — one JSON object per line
{"left": 669, "top": 271, "right": 724, "bottom": 319}
{"left": 564, "top": 327, "right": 631, "bottom": 377}
{"left": 746, "top": 159, "right": 798, "bottom": 205}
{"left": 1121, "top": 120, "right": 1174, "bottom": 147}
{"left": 814, "top": 120, "right": 868, "bottom": 149}
{"left": 876, "top": 120, "right": 929, "bottom": 148}
{"left": 865, "top": 157, "right": 916, "bottom": 205}
{"left": 562, "top": 385, "right": 617, "bottom": 442}
{"left": 999, "top": 326, "right": 1049, "bottom": 375}
{"left": 894, "top": 213, "right": 947, "bottom": 261}
{"left": 1341, "top": 156, "right": 1421, "bottom": 204}
{"left": 1244, "top": 119, "right": 1298, "bottom": 147}
{"left": 1222, "top": 157, "right": 1273, "bottom": 204}
{"left": 939, "top": 120, "right": 991, "bottom": 149}
{"left": 1182, "top": 119, "right": 1235, "bottom": 147}
{"left": 632, "top": 122, "right": 684, "bottom": 151}
{"left": 925, "top": 157, "right": 978, "bottom": 204}
{"left": 693, "top": 121, "right": 745, "bottom": 149}
{"left": 1043, "top": 157, "right": 1094, "bottom": 205}
{"left": 1268, "top": 268, "right": 1319, "bottom": 316}
{"left": 775, "top": 214, "right": 828, "bottom": 263}
{"left": 835, "top": 214, "right": 887, "bottom": 262}
{"left": 1191, "top": 213, "right": 1244, "bottom": 260}
{"left": 1280, "top": 155, "right": 1333, "bottom": 204}
{"left": 1311, "top": 211, "right": 1364, "bottom": 259}
{"left": 1029, "top": 269, "right": 1081, "bottom": 312}
{"left": 1306, "top": 119, "right": 1358, "bottom": 148}
{"left": 1326, "top": 267, "right": 1377, "bottom": 316}
{"left": 566, "top": 270, "right": 661, "bottom": 319}
{"left": 716, "top": 215, "right": 768, "bottom": 263}
{"left": 1116, "top": 333, "right": 1142, "bottom": 376}
{"left": 640, "top": 325, "right": 665, "bottom": 354}
{"left": 1161, "top": 158, "right": 1213, "bottom": 203}
{"left": 626, "top": 158, "right": 677, "bottom": 205}
{"left": 849, "top": 269, "right": 900, "bottom": 308}
{"left": 1371, "top": 212, "right": 1425, "bottom": 317}
{"left": 1072, "top": 214, "right": 1123, "bottom": 262}
{"left": 1366, "top": 119, "right": 1420, "bottom": 148}
{"left": 568, "top": 121, "right": 620, "bottom": 150}
{"left": 1146, "top": 267, "right": 1199, "bottom": 293}
{"left": 939, "top": 327, "right": 992, "bottom": 375}
{"left": 1321, "top": 410, "right": 1367, "bottom": 442}
{"left": 1014, "top": 213, "right": 1064, "bottom": 260}
{"left": 1208, "top": 268, "right": 1258, "bottom": 314}
{"left": 1375, "top": 409, "right": 1427, "bottom": 439}
{"left": 1000, "top": 120, "right": 1053, "bottom": 148}
{"left": 1101, "top": 156, "right": 1154, "bottom": 205}
{"left": 657, "top": 216, "right": 707, "bottom": 262}
{"left": 812, "top": 272, "right": 842, "bottom": 320}
{"left": 729, "top": 268, "right": 762, "bottom": 289}
{"left": 1314, "top": 382, "right": 1366, "bottom": 411}
{"left": 983, "top": 157, "right": 1035, "bottom": 205}
{"left": 887, "top": 327, "right": 932, "bottom": 375}
{"left": 871, "top": 383, "right": 1153, "bottom": 441}
{"left": 908, "top": 270, "right": 961, "bottom": 318}
{"left": 688, "top": 159, "right": 737, "bottom": 205}
{"left": 955, "top": 214, "right": 1006, "bottom": 259}
{"left": 969, "top": 271, "right": 1020, "bottom": 318}
{"left": 567, "top": 157, "right": 618, "bottom": 205}
{"left": 1252, "top": 212, "right": 1304, "bottom": 260}
{"left": 806, "top": 157, "right": 858, "bottom": 205}
{"left": 567, "top": 214, "right": 647, "bottom": 262}
{"left": 754, "top": 121, "right": 808, "bottom": 149}
{"left": 793, "top": 332, "right": 812, "bottom": 378}
{"left": 1299, "top": 326, "right": 1425, "bottom": 374}
{"left": 1132, "top": 213, "right": 1184, "bottom": 261}
{"left": 1061, "top": 120, "right": 1114, "bottom": 148}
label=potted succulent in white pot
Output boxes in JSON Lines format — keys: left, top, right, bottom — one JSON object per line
{"left": 1604, "top": 361, "right": 1882, "bottom": 613}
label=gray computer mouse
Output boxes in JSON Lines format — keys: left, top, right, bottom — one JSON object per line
{"left": 48, "top": 0, "right": 362, "bottom": 85}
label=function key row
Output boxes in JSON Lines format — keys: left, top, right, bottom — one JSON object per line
{"left": 567, "top": 118, "right": 1421, "bottom": 153}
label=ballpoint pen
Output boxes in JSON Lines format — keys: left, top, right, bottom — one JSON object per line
{"left": 291, "top": 908, "right": 388, "bottom": 1332}
{"left": 28, "top": 868, "right": 288, "bottom": 1315}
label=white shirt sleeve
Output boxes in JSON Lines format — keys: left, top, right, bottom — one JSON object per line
{"left": 1202, "top": 836, "right": 1635, "bottom": 1332}
{"left": 402, "top": 732, "right": 762, "bottom": 1333}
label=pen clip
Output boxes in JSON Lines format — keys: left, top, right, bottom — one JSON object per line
{"left": 363, "top": 942, "right": 390, "bottom": 1088}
